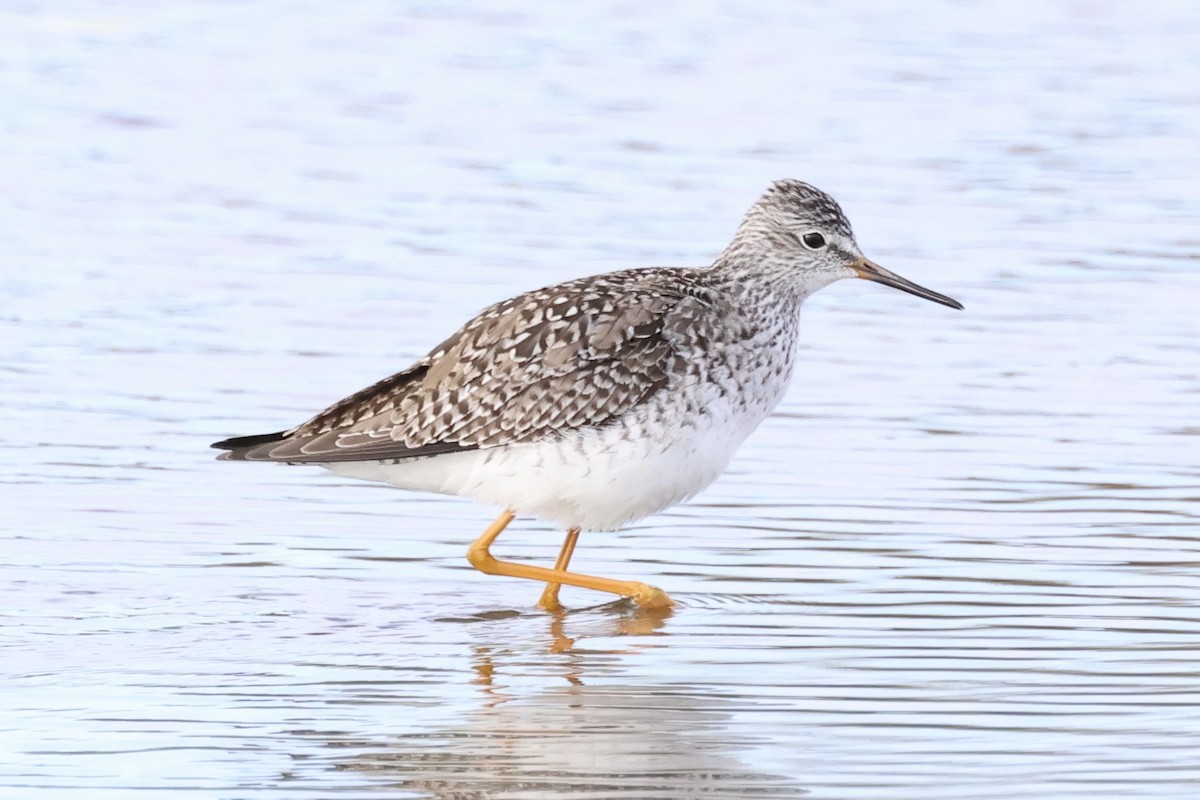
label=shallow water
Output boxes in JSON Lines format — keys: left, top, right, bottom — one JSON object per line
{"left": 4, "top": 1, "right": 1200, "bottom": 798}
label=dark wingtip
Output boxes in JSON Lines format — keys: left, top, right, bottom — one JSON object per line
{"left": 211, "top": 430, "right": 289, "bottom": 451}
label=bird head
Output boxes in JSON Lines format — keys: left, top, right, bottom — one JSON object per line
{"left": 721, "top": 179, "right": 963, "bottom": 310}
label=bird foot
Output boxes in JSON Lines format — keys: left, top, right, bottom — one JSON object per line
{"left": 536, "top": 580, "right": 673, "bottom": 612}
{"left": 626, "top": 582, "right": 675, "bottom": 610}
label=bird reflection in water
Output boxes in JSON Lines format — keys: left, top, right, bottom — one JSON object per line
{"left": 311, "top": 602, "right": 801, "bottom": 798}
{"left": 469, "top": 600, "right": 674, "bottom": 701}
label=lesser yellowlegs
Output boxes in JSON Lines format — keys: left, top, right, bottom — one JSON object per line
{"left": 213, "top": 180, "right": 962, "bottom": 611}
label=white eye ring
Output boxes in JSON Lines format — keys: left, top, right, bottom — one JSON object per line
{"left": 800, "top": 232, "right": 827, "bottom": 250}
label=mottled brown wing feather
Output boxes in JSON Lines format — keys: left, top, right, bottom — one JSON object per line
{"left": 215, "top": 268, "right": 709, "bottom": 463}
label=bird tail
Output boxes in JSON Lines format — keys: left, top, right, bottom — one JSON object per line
{"left": 210, "top": 430, "right": 289, "bottom": 461}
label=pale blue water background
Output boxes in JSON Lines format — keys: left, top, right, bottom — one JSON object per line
{"left": 3, "top": 2, "right": 1199, "bottom": 798}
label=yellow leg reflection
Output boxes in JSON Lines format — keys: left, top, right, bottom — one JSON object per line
{"left": 466, "top": 510, "right": 674, "bottom": 610}
{"left": 547, "top": 614, "right": 577, "bottom": 657}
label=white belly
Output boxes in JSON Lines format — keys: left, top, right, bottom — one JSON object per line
{"left": 323, "top": 381, "right": 783, "bottom": 531}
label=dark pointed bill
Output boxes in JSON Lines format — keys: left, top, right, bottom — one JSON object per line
{"left": 852, "top": 259, "right": 963, "bottom": 310}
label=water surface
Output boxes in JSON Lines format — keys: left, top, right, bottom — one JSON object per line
{"left": 3, "top": 2, "right": 1199, "bottom": 798}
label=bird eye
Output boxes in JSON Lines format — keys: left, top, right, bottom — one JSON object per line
{"left": 801, "top": 232, "right": 827, "bottom": 250}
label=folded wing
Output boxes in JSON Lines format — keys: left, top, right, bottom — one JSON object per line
{"left": 213, "top": 269, "right": 709, "bottom": 463}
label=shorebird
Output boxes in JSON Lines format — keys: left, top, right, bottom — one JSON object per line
{"left": 213, "top": 180, "right": 961, "bottom": 611}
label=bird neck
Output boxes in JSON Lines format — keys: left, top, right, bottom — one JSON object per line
{"left": 705, "top": 250, "right": 815, "bottom": 311}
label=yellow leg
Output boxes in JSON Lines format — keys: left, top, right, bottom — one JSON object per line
{"left": 537, "top": 528, "right": 581, "bottom": 612}
{"left": 466, "top": 510, "right": 673, "bottom": 610}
